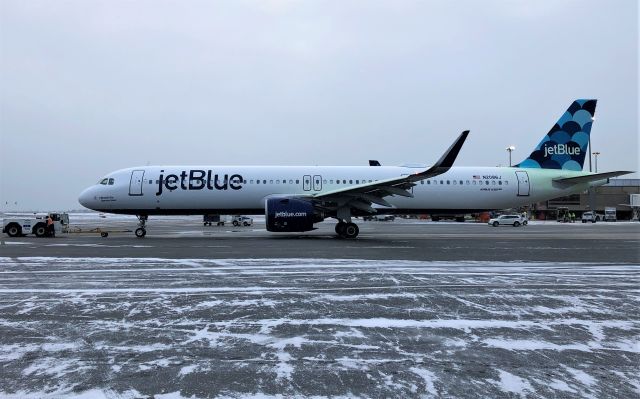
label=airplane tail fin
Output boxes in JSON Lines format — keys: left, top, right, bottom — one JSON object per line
{"left": 515, "top": 99, "right": 597, "bottom": 171}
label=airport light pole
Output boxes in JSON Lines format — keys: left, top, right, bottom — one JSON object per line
{"left": 506, "top": 146, "right": 515, "bottom": 167}
{"left": 592, "top": 151, "right": 600, "bottom": 173}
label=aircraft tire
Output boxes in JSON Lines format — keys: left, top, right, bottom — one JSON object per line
{"left": 135, "top": 228, "right": 146, "bottom": 238}
{"left": 344, "top": 223, "right": 359, "bottom": 239}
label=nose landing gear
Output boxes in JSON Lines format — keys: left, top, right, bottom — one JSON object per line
{"left": 135, "top": 215, "right": 148, "bottom": 238}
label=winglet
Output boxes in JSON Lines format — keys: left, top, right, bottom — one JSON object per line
{"left": 417, "top": 130, "right": 469, "bottom": 178}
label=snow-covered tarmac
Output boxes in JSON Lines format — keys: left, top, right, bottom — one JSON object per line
{"left": 0, "top": 257, "right": 638, "bottom": 398}
{"left": 1, "top": 215, "right": 639, "bottom": 397}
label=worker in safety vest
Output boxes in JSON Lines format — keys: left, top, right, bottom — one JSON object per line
{"left": 46, "top": 215, "right": 55, "bottom": 238}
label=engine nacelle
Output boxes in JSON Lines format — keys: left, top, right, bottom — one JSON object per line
{"left": 265, "top": 197, "right": 319, "bottom": 232}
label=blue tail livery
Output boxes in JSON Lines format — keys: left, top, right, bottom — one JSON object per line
{"left": 516, "top": 99, "right": 597, "bottom": 170}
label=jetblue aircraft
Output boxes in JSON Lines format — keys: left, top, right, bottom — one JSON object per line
{"left": 79, "top": 99, "right": 631, "bottom": 238}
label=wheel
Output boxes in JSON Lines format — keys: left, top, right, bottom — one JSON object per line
{"left": 523, "top": 220, "right": 528, "bottom": 226}
{"left": 582, "top": 220, "right": 586, "bottom": 223}
{"left": 243, "top": 222, "right": 250, "bottom": 226}
{"left": 135, "top": 228, "right": 146, "bottom": 238}
{"left": 34, "top": 224, "right": 47, "bottom": 237}
{"left": 232, "top": 221, "right": 239, "bottom": 227}
{"left": 513, "top": 221, "right": 520, "bottom": 227}
{"left": 492, "top": 221, "right": 499, "bottom": 227}
{"left": 5, "top": 224, "right": 21, "bottom": 237}
{"left": 100, "top": 232, "right": 109, "bottom": 238}
{"left": 432, "top": 216, "right": 440, "bottom": 222}
{"left": 343, "top": 223, "right": 359, "bottom": 239}
{"left": 592, "top": 220, "right": 596, "bottom": 223}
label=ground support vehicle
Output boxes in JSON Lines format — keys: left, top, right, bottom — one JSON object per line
{"left": 232, "top": 216, "right": 253, "bottom": 227}
{"left": 488, "top": 215, "right": 528, "bottom": 227}
{"left": 203, "top": 214, "right": 232, "bottom": 226}
{"left": 604, "top": 207, "right": 617, "bottom": 222}
{"left": 581, "top": 211, "right": 598, "bottom": 223}
{"left": 2, "top": 213, "right": 69, "bottom": 237}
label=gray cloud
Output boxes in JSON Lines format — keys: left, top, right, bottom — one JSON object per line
{"left": 1, "top": 0, "right": 637, "bottom": 210}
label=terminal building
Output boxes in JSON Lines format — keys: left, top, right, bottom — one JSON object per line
{"left": 530, "top": 179, "right": 640, "bottom": 220}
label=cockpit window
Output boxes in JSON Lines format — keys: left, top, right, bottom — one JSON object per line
{"left": 108, "top": 178, "right": 114, "bottom": 185}
{"left": 100, "top": 178, "right": 109, "bottom": 185}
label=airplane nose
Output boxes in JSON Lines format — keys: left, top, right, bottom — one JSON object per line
{"left": 78, "top": 187, "right": 96, "bottom": 209}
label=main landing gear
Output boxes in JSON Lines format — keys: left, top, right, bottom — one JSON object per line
{"left": 335, "top": 221, "right": 359, "bottom": 239}
{"left": 135, "top": 215, "right": 147, "bottom": 238}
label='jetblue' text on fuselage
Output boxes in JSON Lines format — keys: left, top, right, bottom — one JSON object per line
{"left": 156, "top": 170, "right": 243, "bottom": 196}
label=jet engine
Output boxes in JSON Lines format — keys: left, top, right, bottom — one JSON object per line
{"left": 265, "top": 197, "right": 321, "bottom": 232}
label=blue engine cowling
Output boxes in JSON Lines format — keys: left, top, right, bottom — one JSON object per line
{"left": 266, "top": 197, "right": 318, "bottom": 232}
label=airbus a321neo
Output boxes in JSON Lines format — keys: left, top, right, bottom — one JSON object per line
{"left": 79, "top": 99, "right": 631, "bottom": 238}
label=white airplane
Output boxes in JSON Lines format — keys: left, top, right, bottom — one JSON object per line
{"left": 79, "top": 99, "right": 631, "bottom": 238}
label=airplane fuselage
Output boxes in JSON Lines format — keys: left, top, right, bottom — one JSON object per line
{"left": 79, "top": 165, "right": 600, "bottom": 215}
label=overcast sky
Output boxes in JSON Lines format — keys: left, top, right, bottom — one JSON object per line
{"left": 0, "top": 0, "right": 638, "bottom": 211}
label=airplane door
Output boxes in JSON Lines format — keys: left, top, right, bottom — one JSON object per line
{"left": 515, "top": 171, "right": 530, "bottom": 196}
{"left": 129, "top": 170, "right": 145, "bottom": 196}
{"left": 303, "top": 175, "right": 312, "bottom": 191}
{"left": 313, "top": 175, "right": 322, "bottom": 191}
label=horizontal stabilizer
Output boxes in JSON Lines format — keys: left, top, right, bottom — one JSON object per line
{"left": 553, "top": 171, "right": 633, "bottom": 185}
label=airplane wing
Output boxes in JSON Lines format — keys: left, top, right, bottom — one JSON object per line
{"left": 310, "top": 131, "right": 469, "bottom": 214}
{"left": 553, "top": 171, "right": 634, "bottom": 185}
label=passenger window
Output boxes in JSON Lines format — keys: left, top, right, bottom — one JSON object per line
{"left": 486, "top": 181, "right": 489, "bottom": 185}
{"left": 421, "top": 181, "right": 424, "bottom": 184}
{"left": 270, "top": 180, "right": 274, "bottom": 184}
{"left": 257, "top": 180, "right": 261, "bottom": 184}
{"left": 453, "top": 180, "right": 457, "bottom": 185}
{"left": 466, "top": 180, "right": 470, "bottom": 185}
{"left": 447, "top": 180, "right": 450, "bottom": 185}
{"left": 276, "top": 180, "right": 280, "bottom": 184}
{"left": 440, "top": 180, "right": 443, "bottom": 184}
{"left": 505, "top": 181, "right": 509, "bottom": 185}
{"left": 296, "top": 180, "right": 300, "bottom": 184}
{"left": 343, "top": 180, "right": 347, "bottom": 184}
{"left": 356, "top": 180, "right": 359, "bottom": 184}
{"left": 427, "top": 180, "right": 431, "bottom": 185}
{"left": 289, "top": 180, "right": 293, "bottom": 184}
{"left": 330, "top": 180, "right": 334, "bottom": 184}
{"left": 323, "top": 180, "right": 327, "bottom": 184}
{"left": 499, "top": 181, "right": 502, "bottom": 185}
{"left": 459, "top": 180, "right": 463, "bottom": 185}
{"left": 349, "top": 180, "right": 353, "bottom": 184}
{"left": 473, "top": 181, "right": 477, "bottom": 185}
{"left": 250, "top": 180, "right": 254, "bottom": 184}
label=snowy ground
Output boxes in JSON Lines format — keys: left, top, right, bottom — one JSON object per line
{"left": 0, "top": 257, "right": 638, "bottom": 398}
